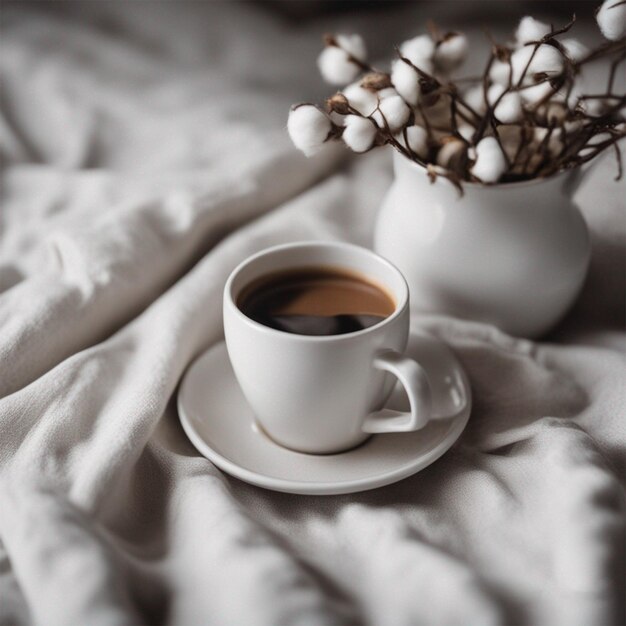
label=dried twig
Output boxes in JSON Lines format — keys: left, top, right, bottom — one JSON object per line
{"left": 296, "top": 15, "right": 626, "bottom": 186}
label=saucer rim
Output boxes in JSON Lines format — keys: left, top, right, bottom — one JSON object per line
{"left": 177, "top": 339, "right": 471, "bottom": 496}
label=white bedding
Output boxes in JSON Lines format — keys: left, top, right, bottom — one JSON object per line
{"left": 0, "top": 2, "right": 625, "bottom": 625}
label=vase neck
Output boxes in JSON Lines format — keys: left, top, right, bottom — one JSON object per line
{"left": 392, "top": 150, "right": 583, "bottom": 202}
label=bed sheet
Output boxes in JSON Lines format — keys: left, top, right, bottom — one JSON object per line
{"left": 0, "top": 3, "right": 624, "bottom": 625}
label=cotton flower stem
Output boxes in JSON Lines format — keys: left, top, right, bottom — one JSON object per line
{"left": 400, "top": 126, "right": 414, "bottom": 158}
{"left": 328, "top": 124, "right": 344, "bottom": 140}
{"left": 472, "top": 53, "right": 497, "bottom": 144}
{"left": 560, "top": 124, "right": 597, "bottom": 161}
{"left": 445, "top": 83, "right": 481, "bottom": 124}
{"left": 322, "top": 33, "right": 374, "bottom": 74}
{"left": 387, "top": 134, "right": 415, "bottom": 161}
{"left": 540, "top": 38, "right": 577, "bottom": 108}
{"left": 395, "top": 48, "right": 441, "bottom": 92}
{"left": 574, "top": 133, "right": 626, "bottom": 166}
{"left": 514, "top": 73, "right": 562, "bottom": 113}
{"left": 455, "top": 90, "right": 483, "bottom": 122}
{"left": 349, "top": 56, "right": 373, "bottom": 73}
{"left": 534, "top": 78, "right": 563, "bottom": 110}
{"left": 293, "top": 19, "right": 626, "bottom": 185}
{"left": 426, "top": 163, "right": 465, "bottom": 195}
{"left": 612, "top": 141, "right": 623, "bottom": 180}
{"left": 541, "top": 14, "right": 577, "bottom": 41}
{"left": 563, "top": 72, "right": 578, "bottom": 111}
{"left": 531, "top": 123, "right": 557, "bottom": 176}
{"left": 374, "top": 105, "right": 414, "bottom": 161}
{"left": 491, "top": 120, "right": 512, "bottom": 168}
{"left": 598, "top": 94, "right": 626, "bottom": 115}
{"left": 416, "top": 102, "right": 436, "bottom": 145}
{"left": 579, "top": 93, "right": 625, "bottom": 103}
{"left": 576, "top": 39, "right": 626, "bottom": 67}
{"left": 510, "top": 125, "right": 534, "bottom": 170}
{"left": 560, "top": 124, "right": 626, "bottom": 177}
{"left": 607, "top": 50, "right": 626, "bottom": 92}
{"left": 482, "top": 26, "right": 498, "bottom": 48}
{"left": 557, "top": 125, "right": 569, "bottom": 160}
{"left": 347, "top": 103, "right": 368, "bottom": 117}
{"left": 450, "top": 96, "right": 459, "bottom": 134}
{"left": 427, "top": 19, "right": 443, "bottom": 43}
{"left": 516, "top": 41, "right": 541, "bottom": 88}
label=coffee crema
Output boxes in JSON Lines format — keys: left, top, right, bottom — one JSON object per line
{"left": 237, "top": 267, "right": 396, "bottom": 336}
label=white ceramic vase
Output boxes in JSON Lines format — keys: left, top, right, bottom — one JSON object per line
{"left": 374, "top": 151, "right": 592, "bottom": 338}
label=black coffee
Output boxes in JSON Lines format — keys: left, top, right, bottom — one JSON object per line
{"left": 237, "top": 267, "right": 396, "bottom": 336}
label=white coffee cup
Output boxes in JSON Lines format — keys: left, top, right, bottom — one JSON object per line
{"left": 223, "top": 241, "right": 434, "bottom": 454}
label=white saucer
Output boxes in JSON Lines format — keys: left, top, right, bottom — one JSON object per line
{"left": 177, "top": 332, "right": 471, "bottom": 495}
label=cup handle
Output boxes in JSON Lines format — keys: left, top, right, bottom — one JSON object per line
{"left": 362, "top": 349, "right": 433, "bottom": 434}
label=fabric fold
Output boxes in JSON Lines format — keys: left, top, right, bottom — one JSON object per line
{"left": 1, "top": 2, "right": 624, "bottom": 625}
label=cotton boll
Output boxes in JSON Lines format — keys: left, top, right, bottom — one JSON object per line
{"left": 596, "top": 0, "right": 626, "bottom": 41}
{"left": 406, "top": 125, "right": 429, "bottom": 158}
{"left": 591, "top": 131, "right": 614, "bottom": 143}
{"left": 401, "top": 35, "right": 435, "bottom": 62}
{"left": 515, "top": 16, "right": 552, "bottom": 44}
{"left": 378, "top": 87, "right": 399, "bottom": 99}
{"left": 384, "top": 96, "right": 412, "bottom": 129}
{"left": 520, "top": 80, "right": 555, "bottom": 105}
{"left": 464, "top": 85, "right": 487, "bottom": 114}
{"left": 335, "top": 34, "right": 367, "bottom": 62}
{"left": 391, "top": 59, "right": 421, "bottom": 105}
{"left": 396, "top": 125, "right": 429, "bottom": 158}
{"left": 457, "top": 123, "right": 475, "bottom": 142}
{"left": 489, "top": 59, "right": 513, "bottom": 85}
{"left": 488, "top": 86, "right": 524, "bottom": 123}
{"left": 487, "top": 83, "right": 505, "bottom": 105}
{"left": 343, "top": 115, "right": 377, "bottom": 152}
{"left": 584, "top": 98, "right": 613, "bottom": 117}
{"left": 372, "top": 94, "right": 411, "bottom": 130}
{"left": 318, "top": 46, "right": 360, "bottom": 85}
{"left": 528, "top": 44, "right": 565, "bottom": 76}
{"left": 560, "top": 38, "right": 589, "bottom": 63}
{"left": 510, "top": 46, "right": 534, "bottom": 84}
{"left": 579, "top": 131, "right": 613, "bottom": 157}
{"left": 287, "top": 105, "right": 332, "bottom": 156}
{"left": 434, "top": 33, "right": 468, "bottom": 73}
{"left": 511, "top": 44, "right": 564, "bottom": 84}
{"left": 343, "top": 82, "right": 378, "bottom": 116}
{"left": 400, "top": 35, "right": 435, "bottom": 71}
{"left": 470, "top": 136, "right": 507, "bottom": 183}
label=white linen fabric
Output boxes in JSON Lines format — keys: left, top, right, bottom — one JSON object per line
{"left": 1, "top": 2, "right": 624, "bottom": 625}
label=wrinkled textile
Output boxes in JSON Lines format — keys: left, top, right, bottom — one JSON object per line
{"left": 1, "top": 3, "right": 625, "bottom": 625}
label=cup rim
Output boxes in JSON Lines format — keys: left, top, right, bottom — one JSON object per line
{"left": 224, "top": 241, "right": 409, "bottom": 342}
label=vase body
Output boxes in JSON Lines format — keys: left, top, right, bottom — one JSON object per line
{"left": 374, "top": 151, "right": 591, "bottom": 338}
